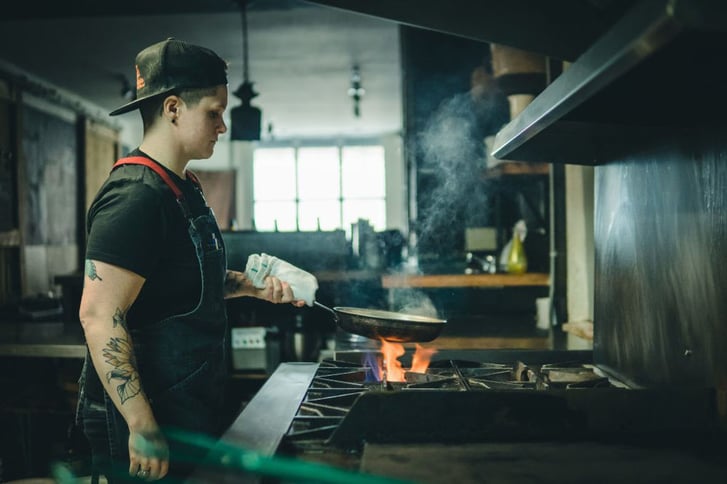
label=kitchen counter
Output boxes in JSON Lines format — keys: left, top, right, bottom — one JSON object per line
{"left": 381, "top": 272, "right": 549, "bottom": 288}
{"left": 0, "top": 321, "right": 86, "bottom": 358}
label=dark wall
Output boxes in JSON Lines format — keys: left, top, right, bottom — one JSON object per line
{"left": 401, "top": 26, "right": 510, "bottom": 261}
{"left": 594, "top": 126, "right": 727, "bottom": 387}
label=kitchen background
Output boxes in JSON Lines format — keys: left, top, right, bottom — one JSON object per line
{"left": 1, "top": 0, "right": 726, "bottom": 482}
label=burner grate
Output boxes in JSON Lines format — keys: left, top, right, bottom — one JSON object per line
{"left": 283, "top": 357, "right": 621, "bottom": 450}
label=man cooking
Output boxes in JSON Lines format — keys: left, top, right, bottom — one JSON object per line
{"left": 75, "top": 38, "right": 317, "bottom": 482}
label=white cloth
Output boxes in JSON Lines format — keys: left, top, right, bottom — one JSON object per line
{"left": 244, "top": 253, "right": 318, "bottom": 306}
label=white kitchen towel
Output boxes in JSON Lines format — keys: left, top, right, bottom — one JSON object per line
{"left": 244, "top": 253, "right": 275, "bottom": 288}
{"left": 244, "top": 253, "right": 318, "bottom": 306}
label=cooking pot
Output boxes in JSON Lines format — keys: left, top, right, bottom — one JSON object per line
{"left": 314, "top": 301, "right": 446, "bottom": 343}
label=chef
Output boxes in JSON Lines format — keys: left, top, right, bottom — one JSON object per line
{"left": 75, "top": 38, "right": 317, "bottom": 482}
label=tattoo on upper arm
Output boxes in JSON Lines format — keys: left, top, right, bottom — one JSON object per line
{"left": 103, "top": 336, "right": 141, "bottom": 404}
{"left": 85, "top": 260, "right": 103, "bottom": 281}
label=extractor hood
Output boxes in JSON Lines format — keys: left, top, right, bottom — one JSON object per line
{"left": 304, "top": 0, "right": 635, "bottom": 62}
{"left": 491, "top": 0, "right": 727, "bottom": 165}
{"left": 307, "top": 0, "right": 726, "bottom": 166}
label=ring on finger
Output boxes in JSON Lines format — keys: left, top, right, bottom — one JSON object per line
{"left": 137, "top": 468, "right": 150, "bottom": 478}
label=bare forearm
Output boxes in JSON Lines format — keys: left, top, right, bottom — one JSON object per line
{"left": 82, "top": 310, "right": 156, "bottom": 431}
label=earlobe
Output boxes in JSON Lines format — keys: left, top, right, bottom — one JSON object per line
{"left": 164, "top": 96, "right": 182, "bottom": 125}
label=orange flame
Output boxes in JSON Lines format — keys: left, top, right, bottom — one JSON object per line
{"left": 378, "top": 338, "right": 438, "bottom": 382}
{"left": 411, "top": 344, "right": 438, "bottom": 373}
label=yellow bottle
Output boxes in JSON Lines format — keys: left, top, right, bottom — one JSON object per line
{"left": 506, "top": 230, "right": 527, "bottom": 274}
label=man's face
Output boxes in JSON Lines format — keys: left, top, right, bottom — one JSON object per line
{"left": 177, "top": 85, "right": 228, "bottom": 160}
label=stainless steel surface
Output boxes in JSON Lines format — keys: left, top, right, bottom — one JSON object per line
{"left": 0, "top": 322, "right": 86, "bottom": 358}
{"left": 233, "top": 352, "right": 726, "bottom": 484}
{"left": 190, "top": 363, "right": 319, "bottom": 483}
{"left": 594, "top": 130, "right": 727, "bottom": 387}
{"left": 491, "top": 0, "right": 727, "bottom": 164}
{"left": 306, "top": 0, "right": 632, "bottom": 61}
{"left": 222, "top": 362, "right": 318, "bottom": 455}
{"left": 0, "top": 343, "right": 85, "bottom": 358}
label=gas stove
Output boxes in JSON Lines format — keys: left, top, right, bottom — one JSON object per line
{"left": 206, "top": 349, "right": 727, "bottom": 483}
{"left": 283, "top": 353, "right": 623, "bottom": 454}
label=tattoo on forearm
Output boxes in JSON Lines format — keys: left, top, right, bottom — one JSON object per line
{"left": 85, "top": 260, "right": 103, "bottom": 281}
{"left": 102, "top": 336, "right": 141, "bottom": 404}
{"left": 225, "top": 271, "right": 245, "bottom": 295}
{"left": 112, "top": 307, "right": 128, "bottom": 331}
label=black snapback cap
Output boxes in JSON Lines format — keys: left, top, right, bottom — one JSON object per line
{"left": 109, "top": 37, "right": 228, "bottom": 116}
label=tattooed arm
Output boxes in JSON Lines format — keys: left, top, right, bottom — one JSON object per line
{"left": 224, "top": 270, "right": 305, "bottom": 307}
{"left": 79, "top": 259, "right": 169, "bottom": 481}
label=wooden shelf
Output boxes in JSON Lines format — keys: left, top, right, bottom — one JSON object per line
{"left": 381, "top": 273, "right": 550, "bottom": 289}
{"left": 424, "top": 336, "right": 550, "bottom": 350}
{"left": 483, "top": 162, "right": 550, "bottom": 178}
{"left": 314, "top": 270, "right": 382, "bottom": 282}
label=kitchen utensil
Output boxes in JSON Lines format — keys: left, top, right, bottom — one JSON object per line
{"left": 314, "top": 301, "right": 446, "bottom": 343}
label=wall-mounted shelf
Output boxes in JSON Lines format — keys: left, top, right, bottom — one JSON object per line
{"left": 491, "top": 0, "right": 727, "bottom": 165}
{"left": 382, "top": 273, "right": 550, "bottom": 289}
{"left": 483, "top": 162, "right": 549, "bottom": 179}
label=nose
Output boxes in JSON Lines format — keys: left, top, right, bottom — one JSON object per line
{"left": 219, "top": 118, "right": 227, "bottom": 134}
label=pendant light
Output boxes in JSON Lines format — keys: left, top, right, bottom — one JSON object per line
{"left": 348, "top": 65, "right": 365, "bottom": 117}
{"left": 230, "top": 0, "right": 262, "bottom": 141}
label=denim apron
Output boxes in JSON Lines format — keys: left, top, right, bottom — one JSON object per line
{"left": 77, "top": 156, "right": 228, "bottom": 482}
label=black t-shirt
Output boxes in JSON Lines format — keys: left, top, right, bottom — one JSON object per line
{"left": 83, "top": 149, "right": 215, "bottom": 400}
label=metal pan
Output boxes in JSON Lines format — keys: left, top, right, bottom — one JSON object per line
{"left": 314, "top": 301, "right": 446, "bottom": 343}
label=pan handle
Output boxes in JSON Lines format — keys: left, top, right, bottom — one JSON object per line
{"left": 314, "top": 301, "right": 338, "bottom": 320}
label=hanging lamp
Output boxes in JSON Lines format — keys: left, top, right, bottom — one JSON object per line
{"left": 230, "top": 0, "right": 262, "bottom": 141}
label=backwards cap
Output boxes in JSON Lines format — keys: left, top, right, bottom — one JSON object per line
{"left": 109, "top": 37, "right": 228, "bottom": 116}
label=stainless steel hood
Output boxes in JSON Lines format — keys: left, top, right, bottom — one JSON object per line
{"left": 304, "top": 0, "right": 635, "bottom": 62}
{"left": 492, "top": 0, "right": 727, "bottom": 165}
{"left": 307, "top": 0, "right": 727, "bottom": 166}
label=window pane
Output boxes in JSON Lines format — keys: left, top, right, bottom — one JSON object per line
{"left": 298, "top": 147, "right": 340, "bottom": 200}
{"left": 254, "top": 201, "right": 297, "bottom": 231}
{"left": 254, "top": 148, "right": 296, "bottom": 201}
{"left": 343, "top": 199, "right": 386, "bottom": 232}
{"left": 342, "top": 146, "right": 385, "bottom": 198}
{"left": 298, "top": 200, "right": 341, "bottom": 231}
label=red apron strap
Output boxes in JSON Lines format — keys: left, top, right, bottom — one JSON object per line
{"left": 185, "top": 169, "right": 203, "bottom": 191}
{"left": 112, "top": 156, "right": 184, "bottom": 200}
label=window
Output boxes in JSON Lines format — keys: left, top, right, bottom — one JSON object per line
{"left": 253, "top": 145, "right": 386, "bottom": 233}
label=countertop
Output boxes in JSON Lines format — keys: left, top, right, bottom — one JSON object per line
{"left": 0, "top": 321, "right": 86, "bottom": 358}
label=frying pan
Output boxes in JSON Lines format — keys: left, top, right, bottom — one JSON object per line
{"left": 314, "top": 301, "right": 446, "bottom": 343}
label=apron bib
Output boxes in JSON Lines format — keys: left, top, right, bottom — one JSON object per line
{"left": 79, "top": 156, "right": 229, "bottom": 481}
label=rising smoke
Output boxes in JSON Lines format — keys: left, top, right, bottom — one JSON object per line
{"left": 413, "top": 87, "right": 508, "bottom": 252}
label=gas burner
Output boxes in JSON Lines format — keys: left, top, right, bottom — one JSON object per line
{"left": 282, "top": 357, "right": 623, "bottom": 452}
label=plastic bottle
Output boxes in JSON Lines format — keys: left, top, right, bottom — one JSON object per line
{"left": 506, "top": 221, "right": 528, "bottom": 274}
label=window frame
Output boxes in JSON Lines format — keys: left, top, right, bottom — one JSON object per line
{"left": 252, "top": 138, "right": 388, "bottom": 233}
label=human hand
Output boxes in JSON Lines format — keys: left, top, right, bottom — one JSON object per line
{"left": 128, "top": 428, "right": 169, "bottom": 481}
{"left": 244, "top": 253, "right": 318, "bottom": 306}
{"left": 253, "top": 276, "right": 306, "bottom": 307}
